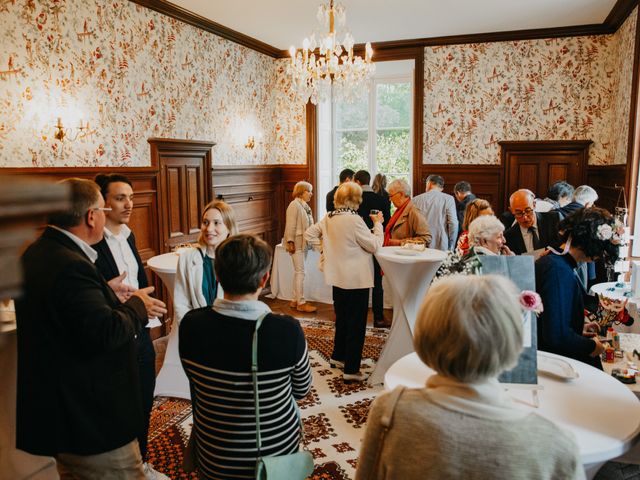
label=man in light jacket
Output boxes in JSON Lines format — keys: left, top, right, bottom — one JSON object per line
{"left": 412, "top": 175, "right": 458, "bottom": 250}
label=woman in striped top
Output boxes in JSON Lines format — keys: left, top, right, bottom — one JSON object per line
{"left": 179, "top": 234, "right": 312, "bottom": 479}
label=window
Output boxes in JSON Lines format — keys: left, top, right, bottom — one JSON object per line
{"left": 333, "top": 75, "right": 413, "bottom": 187}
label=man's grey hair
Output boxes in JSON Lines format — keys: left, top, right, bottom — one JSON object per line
{"left": 388, "top": 178, "right": 411, "bottom": 197}
{"left": 48, "top": 178, "right": 101, "bottom": 229}
{"left": 509, "top": 189, "right": 535, "bottom": 205}
{"left": 573, "top": 185, "right": 598, "bottom": 206}
{"left": 426, "top": 175, "right": 444, "bottom": 189}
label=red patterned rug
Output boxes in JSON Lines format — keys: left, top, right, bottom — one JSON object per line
{"left": 146, "top": 319, "right": 388, "bottom": 479}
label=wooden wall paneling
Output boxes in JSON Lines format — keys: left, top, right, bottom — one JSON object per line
{"left": 149, "top": 138, "right": 214, "bottom": 252}
{"left": 500, "top": 140, "right": 591, "bottom": 208}
{"left": 417, "top": 164, "right": 504, "bottom": 213}
{"left": 212, "top": 165, "right": 281, "bottom": 247}
{"left": 586, "top": 165, "right": 628, "bottom": 213}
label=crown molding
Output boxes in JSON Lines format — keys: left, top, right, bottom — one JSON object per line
{"left": 128, "top": 0, "right": 637, "bottom": 59}
{"left": 128, "top": 0, "right": 281, "bottom": 58}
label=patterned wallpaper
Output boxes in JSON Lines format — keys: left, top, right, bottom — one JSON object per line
{"left": 423, "top": 9, "right": 637, "bottom": 165}
{"left": 0, "top": 0, "right": 305, "bottom": 167}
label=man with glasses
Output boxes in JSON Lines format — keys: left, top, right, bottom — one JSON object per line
{"left": 504, "top": 189, "right": 560, "bottom": 256}
{"left": 15, "top": 178, "right": 167, "bottom": 479}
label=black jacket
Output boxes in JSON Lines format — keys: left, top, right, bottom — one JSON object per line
{"left": 93, "top": 231, "right": 149, "bottom": 287}
{"left": 15, "top": 227, "right": 146, "bottom": 456}
{"left": 357, "top": 189, "right": 391, "bottom": 230}
{"left": 504, "top": 212, "right": 561, "bottom": 255}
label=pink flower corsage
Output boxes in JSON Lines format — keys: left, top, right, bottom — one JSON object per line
{"left": 519, "top": 290, "right": 543, "bottom": 314}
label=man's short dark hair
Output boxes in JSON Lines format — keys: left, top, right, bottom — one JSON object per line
{"left": 426, "top": 175, "right": 444, "bottom": 188}
{"left": 547, "top": 181, "right": 574, "bottom": 201}
{"left": 214, "top": 234, "right": 272, "bottom": 295}
{"left": 353, "top": 170, "right": 371, "bottom": 186}
{"left": 94, "top": 173, "right": 133, "bottom": 200}
{"left": 49, "top": 178, "right": 101, "bottom": 229}
{"left": 454, "top": 181, "right": 471, "bottom": 194}
{"left": 339, "top": 168, "right": 355, "bottom": 183}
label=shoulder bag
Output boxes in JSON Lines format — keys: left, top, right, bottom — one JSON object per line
{"left": 252, "top": 312, "right": 314, "bottom": 480}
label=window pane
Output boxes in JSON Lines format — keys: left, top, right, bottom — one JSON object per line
{"left": 336, "top": 96, "right": 368, "bottom": 130}
{"left": 336, "top": 130, "right": 368, "bottom": 173}
{"left": 376, "top": 129, "right": 410, "bottom": 179}
{"left": 376, "top": 83, "right": 411, "bottom": 129}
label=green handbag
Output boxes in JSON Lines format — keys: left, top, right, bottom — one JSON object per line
{"left": 251, "top": 313, "right": 314, "bottom": 480}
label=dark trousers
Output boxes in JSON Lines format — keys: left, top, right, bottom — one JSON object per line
{"left": 372, "top": 257, "right": 384, "bottom": 321}
{"left": 331, "top": 286, "right": 369, "bottom": 374}
{"left": 136, "top": 328, "right": 156, "bottom": 460}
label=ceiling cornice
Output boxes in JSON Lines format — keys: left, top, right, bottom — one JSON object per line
{"left": 128, "top": 0, "right": 281, "bottom": 57}
{"left": 130, "top": 0, "right": 638, "bottom": 59}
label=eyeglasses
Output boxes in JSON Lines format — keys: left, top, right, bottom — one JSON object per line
{"left": 389, "top": 191, "right": 402, "bottom": 199}
{"left": 91, "top": 207, "right": 112, "bottom": 213}
{"left": 513, "top": 208, "right": 534, "bottom": 218}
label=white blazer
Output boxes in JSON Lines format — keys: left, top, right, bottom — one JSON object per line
{"left": 173, "top": 245, "right": 224, "bottom": 323}
{"left": 283, "top": 198, "right": 313, "bottom": 250}
{"left": 304, "top": 211, "right": 383, "bottom": 290}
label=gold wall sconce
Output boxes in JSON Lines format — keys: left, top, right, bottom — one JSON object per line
{"left": 53, "top": 117, "right": 95, "bottom": 142}
{"left": 245, "top": 136, "right": 255, "bottom": 149}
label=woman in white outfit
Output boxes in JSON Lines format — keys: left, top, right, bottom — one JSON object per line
{"left": 283, "top": 181, "right": 317, "bottom": 313}
{"left": 154, "top": 200, "right": 238, "bottom": 399}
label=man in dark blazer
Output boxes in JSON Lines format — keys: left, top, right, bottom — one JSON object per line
{"left": 15, "top": 178, "right": 166, "bottom": 477}
{"left": 354, "top": 170, "right": 391, "bottom": 328}
{"left": 326, "top": 168, "right": 354, "bottom": 212}
{"left": 92, "top": 174, "right": 166, "bottom": 479}
{"left": 453, "top": 181, "right": 476, "bottom": 230}
{"left": 504, "top": 189, "right": 560, "bottom": 255}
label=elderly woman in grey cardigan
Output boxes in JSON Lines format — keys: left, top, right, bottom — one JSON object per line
{"left": 283, "top": 181, "right": 317, "bottom": 313}
{"left": 356, "top": 275, "right": 583, "bottom": 480}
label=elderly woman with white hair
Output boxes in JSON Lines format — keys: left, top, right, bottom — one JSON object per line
{"left": 467, "top": 215, "right": 515, "bottom": 256}
{"left": 384, "top": 178, "right": 431, "bottom": 247}
{"left": 305, "top": 182, "right": 384, "bottom": 383}
{"left": 355, "top": 275, "right": 583, "bottom": 480}
{"left": 283, "top": 180, "right": 317, "bottom": 313}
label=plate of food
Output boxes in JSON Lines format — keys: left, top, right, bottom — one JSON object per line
{"left": 537, "top": 352, "right": 579, "bottom": 381}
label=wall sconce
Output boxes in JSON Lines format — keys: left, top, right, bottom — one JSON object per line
{"left": 245, "top": 136, "right": 255, "bottom": 149}
{"left": 53, "top": 117, "right": 95, "bottom": 142}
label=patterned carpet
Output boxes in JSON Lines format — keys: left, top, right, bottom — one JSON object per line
{"left": 146, "top": 318, "right": 389, "bottom": 480}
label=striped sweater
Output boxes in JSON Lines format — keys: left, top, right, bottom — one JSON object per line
{"left": 179, "top": 307, "right": 312, "bottom": 479}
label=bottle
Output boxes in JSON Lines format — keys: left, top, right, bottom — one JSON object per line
{"left": 607, "top": 327, "right": 615, "bottom": 340}
{"left": 613, "top": 329, "right": 620, "bottom": 351}
{"left": 606, "top": 344, "right": 615, "bottom": 363}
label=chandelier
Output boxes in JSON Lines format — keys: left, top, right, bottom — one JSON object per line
{"left": 288, "top": 0, "right": 375, "bottom": 105}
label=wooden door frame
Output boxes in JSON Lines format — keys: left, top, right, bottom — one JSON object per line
{"left": 500, "top": 140, "right": 592, "bottom": 209}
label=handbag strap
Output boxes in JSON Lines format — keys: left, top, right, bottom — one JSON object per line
{"left": 368, "top": 386, "right": 405, "bottom": 480}
{"left": 252, "top": 311, "right": 270, "bottom": 457}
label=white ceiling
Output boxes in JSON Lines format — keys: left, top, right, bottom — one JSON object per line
{"left": 170, "top": 0, "right": 618, "bottom": 50}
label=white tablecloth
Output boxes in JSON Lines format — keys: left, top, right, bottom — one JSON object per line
{"left": 589, "top": 282, "right": 640, "bottom": 334}
{"left": 368, "top": 247, "right": 447, "bottom": 384}
{"left": 269, "top": 243, "right": 392, "bottom": 308}
{"left": 147, "top": 252, "right": 191, "bottom": 399}
{"left": 385, "top": 352, "right": 640, "bottom": 479}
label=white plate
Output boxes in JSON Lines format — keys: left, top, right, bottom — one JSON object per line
{"left": 395, "top": 248, "right": 420, "bottom": 256}
{"left": 537, "top": 352, "right": 579, "bottom": 381}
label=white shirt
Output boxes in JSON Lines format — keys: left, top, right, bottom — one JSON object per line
{"left": 103, "top": 225, "right": 139, "bottom": 289}
{"left": 50, "top": 225, "right": 98, "bottom": 263}
{"left": 518, "top": 224, "right": 536, "bottom": 253}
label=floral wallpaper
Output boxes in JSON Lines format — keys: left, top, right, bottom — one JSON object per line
{"left": 0, "top": 0, "right": 305, "bottom": 167}
{"left": 423, "top": 8, "right": 637, "bottom": 165}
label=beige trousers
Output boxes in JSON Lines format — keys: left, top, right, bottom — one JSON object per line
{"left": 56, "top": 439, "right": 145, "bottom": 480}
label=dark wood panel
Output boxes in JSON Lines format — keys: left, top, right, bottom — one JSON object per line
{"left": 417, "top": 164, "right": 504, "bottom": 213}
{"left": 586, "top": 165, "right": 627, "bottom": 213}
{"left": 186, "top": 167, "right": 201, "bottom": 234}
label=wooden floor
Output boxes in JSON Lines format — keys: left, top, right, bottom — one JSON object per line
{"left": 260, "top": 293, "right": 392, "bottom": 328}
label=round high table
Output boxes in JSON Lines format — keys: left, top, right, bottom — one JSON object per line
{"left": 368, "top": 247, "right": 446, "bottom": 385}
{"left": 385, "top": 352, "right": 640, "bottom": 479}
{"left": 147, "top": 252, "right": 191, "bottom": 399}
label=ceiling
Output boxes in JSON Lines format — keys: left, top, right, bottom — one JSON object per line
{"left": 169, "top": 0, "right": 619, "bottom": 51}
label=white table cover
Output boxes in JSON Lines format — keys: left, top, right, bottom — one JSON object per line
{"left": 368, "top": 247, "right": 446, "bottom": 384}
{"left": 147, "top": 252, "right": 191, "bottom": 399}
{"left": 385, "top": 352, "right": 640, "bottom": 479}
